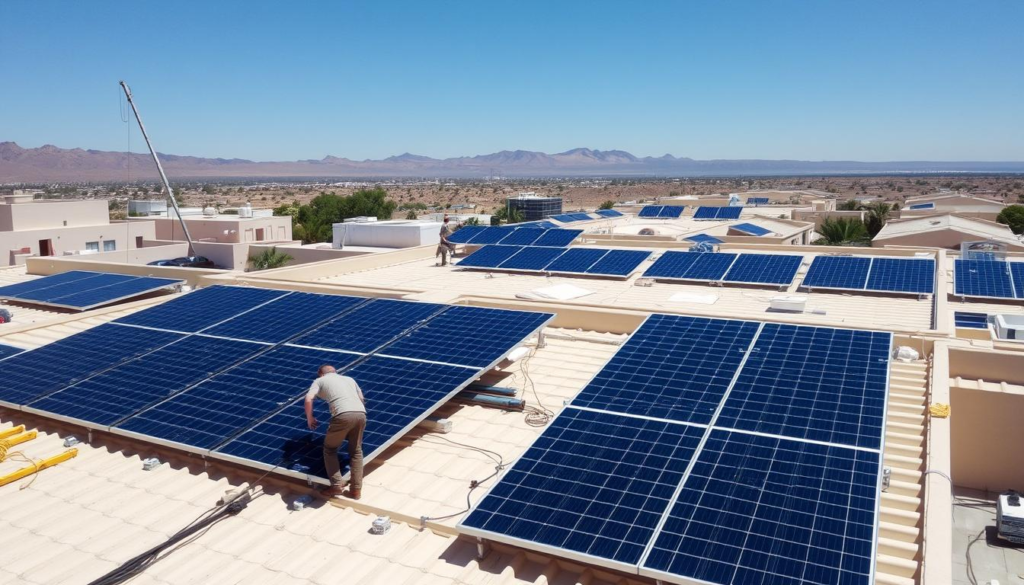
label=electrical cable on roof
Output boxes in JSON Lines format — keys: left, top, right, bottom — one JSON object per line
{"left": 417, "top": 435, "right": 506, "bottom": 524}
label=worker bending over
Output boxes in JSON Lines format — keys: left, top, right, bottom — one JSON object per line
{"left": 305, "top": 364, "right": 366, "bottom": 499}
{"left": 437, "top": 216, "right": 456, "bottom": 266}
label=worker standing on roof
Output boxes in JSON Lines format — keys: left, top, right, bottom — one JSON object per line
{"left": 305, "top": 365, "right": 366, "bottom": 500}
{"left": 437, "top": 215, "right": 456, "bottom": 266}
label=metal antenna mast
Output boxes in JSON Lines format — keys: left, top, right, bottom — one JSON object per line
{"left": 119, "top": 80, "right": 195, "bottom": 256}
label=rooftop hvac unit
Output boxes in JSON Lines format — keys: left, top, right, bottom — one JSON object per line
{"left": 238, "top": 204, "right": 253, "bottom": 218}
{"left": 997, "top": 491, "right": 1024, "bottom": 544}
{"left": 770, "top": 296, "right": 807, "bottom": 312}
{"left": 994, "top": 314, "right": 1024, "bottom": 341}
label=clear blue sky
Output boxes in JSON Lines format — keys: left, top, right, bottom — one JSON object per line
{"left": 2, "top": 1, "right": 1021, "bottom": 162}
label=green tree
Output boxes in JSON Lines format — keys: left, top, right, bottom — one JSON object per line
{"left": 491, "top": 206, "right": 525, "bottom": 225}
{"left": 463, "top": 216, "right": 480, "bottom": 226}
{"left": 598, "top": 200, "right": 615, "bottom": 210}
{"left": 293, "top": 188, "right": 398, "bottom": 244}
{"left": 997, "top": 205, "right": 1024, "bottom": 234}
{"left": 863, "top": 202, "right": 893, "bottom": 237}
{"left": 248, "top": 247, "right": 293, "bottom": 271}
{"left": 836, "top": 199, "right": 860, "bottom": 211}
{"left": 405, "top": 210, "right": 417, "bottom": 220}
{"left": 814, "top": 217, "right": 870, "bottom": 246}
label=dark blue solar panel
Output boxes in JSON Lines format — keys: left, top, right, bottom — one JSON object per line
{"left": 28, "top": 336, "right": 264, "bottom": 427}
{"left": 470, "top": 227, "right": 515, "bottom": 245}
{"left": 570, "top": 213, "right": 594, "bottom": 221}
{"left": 638, "top": 206, "right": 663, "bottom": 218}
{"left": 572, "top": 315, "right": 760, "bottom": 424}
{"left": 533, "top": 220, "right": 559, "bottom": 229}
{"left": 680, "top": 253, "right": 738, "bottom": 281}
{"left": 585, "top": 250, "right": 652, "bottom": 277}
{"left": 552, "top": 213, "right": 582, "bottom": 223}
{"left": 204, "top": 292, "right": 366, "bottom": 343}
{"left": 457, "top": 245, "right": 523, "bottom": 268}
{"left": 0, "top": 324, "right": 182, "bottom": 406}
{"left": 643, "top": 430, "right": 879, "bottom": 585}
{"left": 954, "top": 259, "right": 1014, "bottom": 299}
{"left": 723, "top": 254, "right": 803, "bottom": 286}
{"left": 545, "top": 248, "right": 609, "bottom": 273}
{"left": 954, "top": 311, "right": 988, "bottom": 329}
{"left": 657, "top": 206, "right": 685, "bottom": 218}
{"left": 214, "top": 356, "right": 478, "bottom": 480}
{"left": 116, "top": 286, "right": 289, "bottom": 332}
{"left": 866, "top": 258, "right": 935, "bottom": 294}
{"left": 802, "top": 256, "right": 871, "bottom": 290}
{"left": 596, "top": 209, "right": 623, "bottom": 218}
{"left": 446, "top": 226, "right": 487, "bottom": 244}
{"left": 730, "top": 222, "right": 771, "bottom": 236}
{"left": 499, "top": 246, "right": 567, "bottom": 271}
{"left": 685, "top": 234, "right": 723, "bottom": 244}
{"left": 498, "top": 228, "right": 546, "bottom": 246}
{"left": 746, "top": 197, "right": 769, "bottom": 205}
{"left": 717, "top": 323, "right": 891, "bottom": 450}
{"left": 382, "top": 305, "right": 553, "bottom": 368}
{"left": 692, "top": 207, "right": 719, "bottom": 220}
{"left": 290, "top": 298, "right": 446, "bottom": 354}
{"left": 533, "top": 229, "right": 582, "bottom": 247}
{"left": 908, "top": 202, "right": 935, "bottom": 210}
{"left": 1010, "top": 263, "right": 1024, "bottom": 299}
{"left": 462, "top": 408, "right": 704, "bottom": 567}
{"left": 0, "top": 270, "right": 105, "bottom": 297}
{"left": 643, "top": 251, "right": 703, "bottom": 279}
{"left": 27, "top": 276, "right": 182, "bottom": 310}
{"left": 115, "top": 346, "right": 361, "bottom": 450}
{"left": 0, "top": 343, "right": 25, "bottom": 360}
{"left": 717, "top": 206, "right": 743, "bottom": 219}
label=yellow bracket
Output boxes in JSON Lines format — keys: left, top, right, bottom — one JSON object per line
{"left": 0, "top": 426, "right": 26, "bottom": 440}
{"left": 0, "top": 448, "right": 78, "bottom": 488}
{"left": 928, "top": 403, "right": 951, "bottom": 418}
{"left": 2, "top": 431, "right": 38, "bottom": 448}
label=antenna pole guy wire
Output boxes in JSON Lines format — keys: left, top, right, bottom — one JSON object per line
{"left": 118, "top": 80, "right": 196, "bottom": 256}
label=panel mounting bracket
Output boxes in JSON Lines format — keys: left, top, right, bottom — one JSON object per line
{"left": 475, "top": 537, "right": 490, "bottom": 560}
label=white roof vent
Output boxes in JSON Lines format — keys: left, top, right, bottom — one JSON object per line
{"left": 203, "top": 207, "right": 217, "bottom": 217}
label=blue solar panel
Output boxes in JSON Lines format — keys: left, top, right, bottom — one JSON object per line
{"left": 692, "top": 206, "right": 718, "bottom": 220}
{"left": 685, "top": 234, "right": 722, "bottom": 245}
{"left": 866, "top": 258, "right": 935, "bottom": 294}
{"left": 544, "top": 248, "right": 609, "bottom": 274}
{"left": 908, "top": 202, "right": 935, "bottom": 210}
{"left": 14, "top": 274, "right": 135, "bottom": 303}
{"left": 498, "top": 228, "right": 547, "bottom": 246}
{"left": 446, "top": 225, "right": 487, "bottom": 244}
{"left": 954, "top": 311, "right": 989, "bottom": 329}
{"left": 717, "top": 323, "right": 891, "bottom": 450}
{"left": 746, "top": 197, "right": 769, "bottom": 205}
{"left": 802, "top": 256, "right": 871, "bottom": 290}
{"left": 0, "top": 270, "right": 182, "bottom": 310}
{"left": 0, "top": 270, "right": 104, "bottom": 297}
{"left": 722, "top": 254, "right": 803, "bottom": 286}
{"left": 499, "top": 246, "right": 567, "bottom": 271}
{"left": 717, "top": 206, "right": 743, "bottom": 219}
{"left": 458, "top": 245, "right": 523, "bottom": 268}
{"left": 585, "top": 250, "right": 652, "bottom": 277}
{"left": 657, "top": 206, "right": 685, "bottom": 218}
{"left": 638, "top": 206, "right": 663, "bottom": 218}
{"left": 214, "top": 356, "right": 480, "bottom": 480}
{"left": 572, "top": 315, "right": 760, "bottom": 424}
{"left": 680, "top": 253, "right": 738, "bottom": 281}
{"left": 470, "top": 227, "right": 515, "bottom": 245}
{"left": 115, "top": 346, "right": 361, "bottom": 450}
{"left": 534, "top": 220, "right": 559, "bottom": 229}
{"left": 954, "top": 259, "right": 1015, "bottom": 299}
{"left": 729, "top": 222, "right": 771, "bottom": 236}
{"left": 552, "top": 213, "right": 582, "bottom": 223}
{"left": 382, "top": 305, "right": 553, "bottom": 368}
{"left": 290, "top": 298, "right": 446, "bottom": 354}
{"left": 27, "top": 336, "right": 265, "bottom": 427}
{"left": 596, "top": 209, "right": 624, "bottom": 218}
{"left": 1011, "top": 262, "right": 1024, "bottom": 299}
{"left": 642, "top": 430, "right": 880, "bottom": 585}
{"left": 0, "top": 343, "right": 25, "bottom": 360}
{"left": 116, "top": 286, "right": 289, "bottom": 333}
{"left": 533, "top": 229, "right": 582, "bottom": 247}
{"left": 0, "top": 324, "right": 182, "bottom": 407}
{"left": 205, "top": 292, "right": 366, "bottom": 343}
{"left": 462, "top": 408, "right": 704, "bottom": 568}
{"left": 643, "top": 251, "right": 703, "bottom": 280}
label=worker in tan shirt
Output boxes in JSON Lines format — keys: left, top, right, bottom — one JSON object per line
{"left": 305, "top": 365, "right": 366, "bottom": 499}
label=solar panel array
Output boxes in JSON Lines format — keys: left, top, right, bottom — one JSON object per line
{"left": 595, "top": 209, "right": 624, "bottom": 218}
{"left": 1, "top": 285, "right": 554, "bottom": 484}
{"left": 552, "top": 213, "right": 595, "bottom": 223}
{"left": 638, "top": 206, "right": 685, "bottom": 219}
{"left": 446, "top": 226, "right": 583, "bottom": 247}
{"left": 954, "top": 259, "right": 1024, "bottom": 300}
{"left": 908, "top": 202, "right": 935, "bottom": 210}
{"left": 693, "top": 206, "right": 744, "bottom": 220}
{"left": 0, "top": 270, "right": 183, "bottom": 310}
{"left": 643, "top": 251, "right": 803, "bottom": 287}
{"left": 0, "top": 343, "right": 25, "bottom": 360}
{"left": 954, "top": 311, "right": 988, "bottom": 329}
{"left": 684, "top": 234, "right": 722, "bottom": 245}
{"left": 461, "top": 314, "right": 892, "bottom": 585}
{"left": 802, "top": 256, "right": 936, "bottom": 295}
{"left": 729, "top": 222, "right": 771, "bottom": 236}
{"left": 746, "top": 197, "right": 769, "bottom": 205}
{"left": 458, "top": 245, "right": 652, "bottom": 278}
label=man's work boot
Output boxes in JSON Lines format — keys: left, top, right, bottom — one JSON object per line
{"left": 319, "top": 485, "right": 345, "bottom": 498}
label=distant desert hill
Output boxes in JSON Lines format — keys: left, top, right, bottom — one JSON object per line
{"left": 2, "top": 141, "right": 1023, "bottom": 182}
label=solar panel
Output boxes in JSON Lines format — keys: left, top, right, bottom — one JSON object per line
{"left": 657, "top": 206, "right": 685, "bottom": 218}
{"left": 499, "top": 246, "right": 567, "bottom": 271}
{"left": 1011, "top": 262, "right": 1024, "bottom": 299}
{"left": 685, "top": 234, "right": 722, "bottom": 245}
{"left": 729, "top": 222, "right": 771, "bottom": 236}
{"left": 498, "top": 228, "right": 547, "bottom": 246}
{"left": 722, "top": 254, "right": 803, "bottom": 286}
{"left": 572, "top": 213, "right": 595, "bottom": 221}
{"left": 596, "top": 209, "right": 624, "bottom": 218}
{"left": 954, "top": 311, "right": 988, "bottom": 329}
{"left": 572, "top": 315, "right": 760, "bottom": 424}
{"left": 116, "top": 285, "right": 289, "bottom": 333}
{"left": 643, "top": 251, "right": 703, "bottom": 280}
{"left": 0, "top": 270, "right": 104, "bottom": 297}
{"left": 641, "top": 430, "right": 880, "bottom": 585}
{"left": 533, "top": 229, "right": 582, "bottom": 247}
{"left": 908, "top": 202, "right": 935, "bottom": 210}
{"left": 585, "top": 250, "right": 652, "bottom": 277}
{"left": 204, "top": 292, "right": 367, "bottom": 343}
{"left": 26, "top": 336, "right": 265, "bottom": 428}
{"left": 802, "top": 256, "right": 871, "bottom": 290}
{"left": 544, "top": 248, "right": 609, "bottom": 274}
{"left": 866, "top": 258, "right": 935, "bottom": 294}
{"left": 0, "top": 270, "right": 183, "bottom": 310}
{"left": 716, "top": 206, "right": 743, "bottom": 220}
{"left": 954, "top": 259, "right": 1015, "bottom": 299}
{"left": 461, "top": 407, "right": 705, "bottom": 569}
{"left": 26, "top": 276, "right": 182, "bottom": 310}
{"left": 381, "top": 305, "right": 553, "bottom": 368}
{"left": 213, "top": 356, "right": 482, "bottom": 481}
{"left": 290, "top": 298, "right": 446, "bottom": 354}
{"left": 113, "top": 346, "right": 362, "bottom": 451}
{"left": 446, "top": 225, "right": 487, "bottom": 244}
{"left": 552, "top": 213, "right": 582, "bottom": 223}
{"left": 717, "top": 323, "right": 891, "bottom": 450}
{"left": 638, "top": 206, "right": 663, "bottom": 218}
{"left": 457, "top": 245, "right": 523, "bottom": 268}
{"left": 470, "top": 227, "right": 515, "bottom": 245}
{"left": 746, "top": 197, "right": 769, "bottom": 205}
{"left": 0, "top": 343, "right": 25, "bottom": 360}
{"left": 692, "top": 207, "right": 718, "bottom": 220}
{"left": 0, "top": 324, "right": 182, "bottom": 407}
{"left": 679, "top": 253, "right": 738, "bottom": 281}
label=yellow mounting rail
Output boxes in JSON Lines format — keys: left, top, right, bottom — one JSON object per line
{"left": 0, "top": 425, "right": 27, "bottom": 440}
{"left": 0, "top": 449, "right": 78, "bottom": 488}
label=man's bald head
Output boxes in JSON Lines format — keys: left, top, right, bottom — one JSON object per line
{"left": 318, "top": 364, "right": 336, "bottom": 377}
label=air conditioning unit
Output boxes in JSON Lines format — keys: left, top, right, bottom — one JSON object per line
{"left": 994, "top": 314, "right": 1024, "bottom": 341}
{"left": 770, "top": 296, "right": 807, "bottom": 312}
{"left": 997, "top": 491, "right": 1024, "bottom": 544}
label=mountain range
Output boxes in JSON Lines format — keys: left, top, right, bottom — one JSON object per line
{"left": 2, "top": 141, "right": 1023, "bottom": 182}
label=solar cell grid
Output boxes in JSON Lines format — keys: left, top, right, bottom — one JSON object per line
{"left": 553, "top": 213, "right": 582, "bottom": 223}
{"left": 462, "top": 407, "right": 705, "bottom": 568}
{"left": 717, "top": 207, "right": 743, "bottom": 220}
{"left": 866, "top": 258, "right": 935, "bottom": 294}
{"left": 722, "top": 254, "right": 802, "bottom": 286}
{"left": 1011, "top": 262, "right": 1024, "bottom": 298}
{"left": 954, "top": 311, "right": 988, "bottom": 329}
{"left": 685, "top": 234, "right": 722, "bottom": 244}
{"left": 470, "top": 227, "right": 515, "bottom": 245}
{"left": 14, "top": 273, "right": 135, "bottom": 302}
{"left": 0, "top": 270, "right": 183, "bottom": 310}
{"left": 498, "top": 228, "right": 547, "bottom": 246}
{"left": 0, "top": 343, "right": 25, "bottom": 360}
{"left": 801, "top": 256, "right": 871, "bottom": 290}
{"left": 657, "top": 206, "right": 685, "bottom": 218}
{"left": 499, "top": 246, "right": 567, "bottom": 271}
{"left": 205, "top": 292, "right": 366, "bottom": 343}
{"left": 115, "top": 285, "right": 289, "bottom": 332}
{"left": 729, "top": 222, "right": 771, "bottom": 236}
{"left": 638, "top": 206, "right": 663, "bottom": 218}
{"left": 0, "top": 270, "right": 104, "bottom": 297}
{"left": 544, "top": 248, "right": 609, "bottom": 274}
{"left": 532, "top": 229, "right": 582, "bottom": 247}
{"left": 446, "top": 225, "right": 487, "bottom": 244}
{"left": 954, "top": 259, "right": 1015, "bottom": 299}
{"left": 290, "top": 298, "right": 446, "bottom": 354}
{"left": 457, "top": 245, "right": 523, "bottom": 268}
{"left": 29, "top": 276, "right": 182, "bottom": 310}
{"left": 642, "top": 430, "right": 880, "bottom": 585}
{"left": 679, "top": 252, "right": 738, "bottom": 281}
{"left": 692, "top": 207, "right": 719, "bottom": 220}
{"left": 596, "top": 209, "right": 624, "bottom": 218}
{"left": 584, "top": 250, "right": 652, "bottom": 277}
{"left": 571, "top": 315, "right": 760, "bottom": 424}
{"left": 746, "top": 197, "right": 769, "bottom": 205}
{"left": 642, "top": 251, "right": 702, "bottom": 280}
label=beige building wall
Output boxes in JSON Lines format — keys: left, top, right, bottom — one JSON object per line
{"left": 144, "top": 216, "right": 292, "bottom": 244}
{"left": 792, "top": 209, "right": 865, "bottom": 230}
{"left": 872, "top": 228, "right": 1024, "bottom": 251}
{"left": 0, "top": 221, "right": 156, "bottom": 267}
{"left": 0, "top": 200, "right": 109, "bottom": 231}
{"left": 950, "top": 387, "right": 1024, "bottom": 491}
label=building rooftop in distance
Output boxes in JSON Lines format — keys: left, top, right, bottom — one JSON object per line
{"left": 874, "top": 214, "right": 1024, "bottom": 250}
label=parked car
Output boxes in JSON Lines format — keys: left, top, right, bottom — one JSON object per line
{"left": 146, "top": 256, "right": 216, "bottom": 269}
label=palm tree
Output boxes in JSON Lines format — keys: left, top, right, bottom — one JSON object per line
{"left": 814, "top": 217, "right": 870, "bottom": 246}
{"left": 863, "top": 202, "right": 893, "bottom": 237}
{"left": 248, "top": 247, "right": 293, "bottom": 271}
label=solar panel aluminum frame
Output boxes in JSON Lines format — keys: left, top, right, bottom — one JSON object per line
{"left": 0, "top": 276, "right": 183, "bottom": 311}
{"left": 801, "top": 257, "right": 936, "bottom": 297}
{"left": 206, "top": 311, "right": 556, "bottom": 485}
